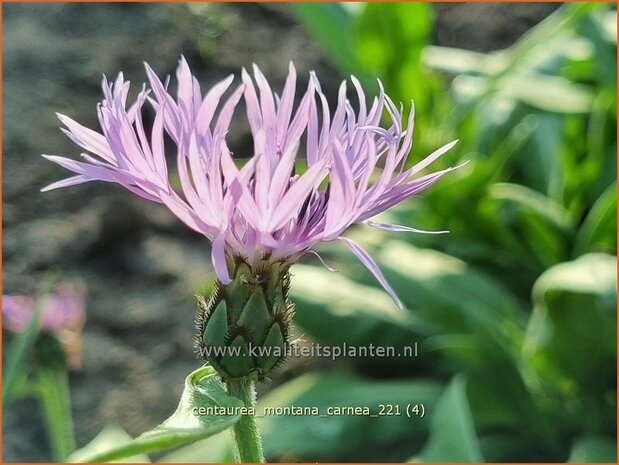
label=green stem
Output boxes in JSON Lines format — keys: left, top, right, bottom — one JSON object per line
{"left": 37, "top": 365, "right": 76, "bottom": 461}
{"left": 3, "top": 271, "right": 58, "bottom": 407}
{"left": 226, "top": 378, "right": 265, "bottom": 463}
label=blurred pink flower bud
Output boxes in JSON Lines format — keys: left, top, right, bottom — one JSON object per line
{"left": 3, "top": 282, "right": 86, "bottom": 369}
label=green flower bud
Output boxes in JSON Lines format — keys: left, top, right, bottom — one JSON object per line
{"left": 195, "top": 258, "right": 294, "bottom": 381}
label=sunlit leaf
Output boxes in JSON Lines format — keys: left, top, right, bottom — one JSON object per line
{"left": 258, "top": 372, "right": 442, "bottom": 461}
{"left": 158, "top": 433, "right": 235, "bottom": 463}
{"left": 523, "top": 254, "right": 616, "bottom": 431}
{"left": 291, "top": 262, "right": 433, "bottom": 371}
{"left": 70, "top": 425, "right": 150, "bottom": 463}
{"left": 69, "top": 366, "right": 243, "bottom": 463}
{"left": 413, "top": 376, "right": 484, "bottom": 462}
{"left": 568, "top": 435, "right": 617, "bottom": 462}
{"left": 499, "top": 73, "right": 594, "bottom": 114}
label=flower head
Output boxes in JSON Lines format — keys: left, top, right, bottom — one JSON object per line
{"left": 43, "top": 58, "right": 460, "bottom": 308}
{"left": 3, "top": 283, "right": 85, "bottom": 334}
{"left": 3, "top": 283, "right": 86, "bottom": 368}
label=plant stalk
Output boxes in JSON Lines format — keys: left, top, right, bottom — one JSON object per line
{"left": 226, "top": 378, "right": 265, "bottom": 463}
{"left": 37, "top": 365, "right": 76, "bottom": 461}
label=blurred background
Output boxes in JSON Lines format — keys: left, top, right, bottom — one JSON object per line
{"left": 2, "top": 2, "right": 616, "bottom": 462}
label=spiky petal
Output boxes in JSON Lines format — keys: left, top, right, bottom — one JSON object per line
{"left": 42, "top": 58, "right": 460, "bottom": 308}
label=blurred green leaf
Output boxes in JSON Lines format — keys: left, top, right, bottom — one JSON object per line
{"left": 258, "top": 372, "right": 442, "bottom": 461}
{"left": 70, "top": 366, "right": 242, "bottom": 463}
{"left": 499, "top": 73, "right": 594, "bottom": 114}
{"left": 414, "top": 376, "right": 483, "bottom": 462}
{"left": 574, "top": 181, "right": 617, "bottom": 256}
{"left": 355, "top": 2, "right": 432, "bottom": 75}
{"left": 423, "top": 46, "right": 505, "bottom": 76}
{"left": 488, "top": 183, "right": 574, "bottom": 267}
{"left": 490, "top": 183, "right": 572, "bottom": 231}
{"left": 37, "top": 362, "right": 76, "bottom": 461}
{"left": 292, "top": 262, "right": 433, "bottom": 371}
{"left": 290, "top": 2, "right": 617, "bottom": 461}
{"left": 70, "top": 425, "right": 150, "bottom": 463}
{"left": 348, "top": 238, "right": 557, "bottom": 444}
{"left": 292, "top": 3, "right": 367, "bottom": 78}
{"left": 158, "top": 433, "right": 235, "bottom": 463}
{"left": 577, "top": 8, "right": 617, "bottom": 87}
{"left": 497, "top": 3, "right": 604, "bottom": 81}
{"left": 523, "top": 254, "right": 616, "bottom": 431}
{"left": 568, "top": 435, "right": 617, "bottom": 462}
{"left": 354, "top": 2, "right": 440, "bottom": 120}
{"left": 373, "top": 239, "right": 525, "bottom": 343}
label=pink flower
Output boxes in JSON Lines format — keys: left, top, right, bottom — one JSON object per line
{"left": 3, "top": 283, "right": 85, "bottom": 334}
{"left": 3, "top": 283, "right": 86, "bottom": 368}
{"left": 42, "top": 58, "right": 460, "bottom": 308}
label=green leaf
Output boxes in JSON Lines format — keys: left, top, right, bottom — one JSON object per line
{"left": 489, "top": 183, "right": 573, "bottom": 232}
{"left": 526, "top": 113, "right": 564, "bottom": 198}
{"left": 258, "top": 372, "right": 442, "bottom": 461}
{"left": 523, "top": 254, "right": 616, "bottom": 430}
{"left": 37, "top": 363, "right": 76, "bottom": 461}
{"left": 352, "top": 239, "right": 554, "bottom": 440}
{"left": 373, "top": 239, "right": 525, "bottom": 344}
{"left": 354, "top": 2, "right": 438, "bottom": 115}
{"left": 422, "top": 46, "right": 505, "bottom": 76}
{"left": 488, "top": 183, "right": 574, "bottom": 267}
{"left": 414, "top": 376, "right": 484, "bottom": 462}
{"left": 157, "top": 434, "right": 235, "bottom": 463}
{"left": 568, "top": 435, "right": 617, "bottom": 462}
{"left": 498, "top": 73, "right": 594, "bottom": 114}
{"left": 573, "top": 181, "right": 617, "bottom": 256}
{"left": 69, "top": 366, "right": 243, "bottom": 463}
{"left": 291, "top": 263, "right": 433, "bottom": 371}
{"left": 70, "top": 425, "right": 150, "bottom": 463}
{"left": 355, "top": 2, "right": 433, "bottom": 74}
{"left": 292, "top": 3, "right": 367, "bottom": 77}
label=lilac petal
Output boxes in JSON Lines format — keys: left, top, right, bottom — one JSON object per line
{"left": 186, "top": 133, "right": 212, "bottom": 205}
{"left": 214, "top": 83, "right": 245, "bottom": 137}
{"left": 276, "top": 62, "right": 297, "bottom": 144}
{"left": 338, "top": 236, "right": 403, "bottom": 309}
{"left": 41, "top": 174, "right": 89, "bottom": 192}
{"left": 401, "top": 139, "right": 459, "bottom": 180}
{"left": 254, "top": 143, "right": 271, "bottom": 214}
{"left": 219, "top": 143, "right": 261, "bottom": 229}
{"left": 364, "top": 220, "right": 449, "bottom": 234}
{"left": 57, "top": 114, "right": 114, "bottom": 163}
{"left": 144, "top": 62, "right": 182, "bottom": 140}
{"left": 150, "top": 103, "right": 168, "bottom": 179}
{"left": 350, "top": 75, "right": 367, "bottom": 121}
{"left": 284, "top": 78, "right": 314, "bottom": 152}
{"left": 267, "top": 160, "right": 327, "bottom": 232}
{"left": 306, "top": 91, "right": 319, "bottom": 165}
{"left": 358, "top": 171, "right": 451, "bottom": 221}
{"left": 195, "top": 74, "right": 234, "bottom": 136}
{"left": 324, "top": 141, "right": 356, "bottom": 239}
{"left": 242, "top": 67, "right": 262, "bottom": 134}
{"left": 252, "top": 64, "right": 277, "bottom": 130}
{"left": 331, "top": 81, "right": 348, "bottom": 133}
{"left": 158, "top": 189, "right": 212, "bottom": 235}
{"left": 304, "top": 250, "right": 339, "bottom": 273}
{"left": 176, "top": 56, "right": 195, "bottom": 120}
{"left": 268, "top": 141, "right": 298, "bottom": 209}
{"left": 41, "top": 154, "right": 118, "bottom": 182}
{"left": 211, "top": 233, "right": 232, "bottom": 284}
